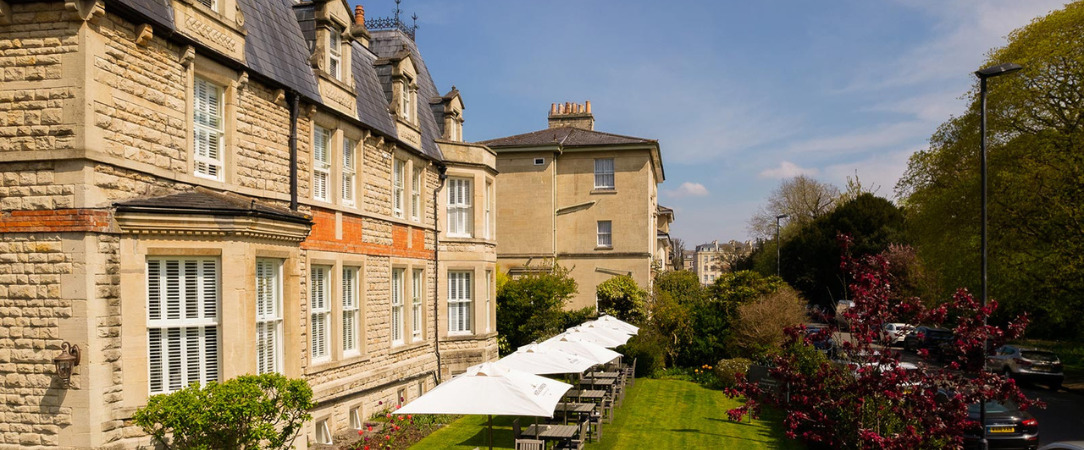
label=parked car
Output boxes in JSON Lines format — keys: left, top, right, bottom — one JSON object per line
{"left": 804, "top": 324, "right": 836, "bottom": 356}
{"left": 1036, "top": 444, "right": 1084, "bottom": 450}
{"left": 963, "top": 399, "right": 1039, "bottom": 450}
{"left": 1039, "top": 442, "right": 1084, "bottom": 450}
{"left": 903, "top": 326, "right": 953, "bottom": 353}
{"left": 986, "top": 345, "right": 1064, "bottom": 390}
{"left": 880, "top": 323, "right": 914, "bottom": 346}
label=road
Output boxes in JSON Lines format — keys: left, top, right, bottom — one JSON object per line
{"left": 1025, "top": 384, "right": 1084, "bottom": 444}
{"left": 833, "top": 330, "right": 1084, "bottom": 444}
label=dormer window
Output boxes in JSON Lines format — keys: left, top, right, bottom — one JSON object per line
{"left": 400, "top": 80, "right": 414, "bottom": 123}
{"left": 197, "top": 0, "right": 218, "bottom": 11}
{"left": 328, "top": 28, "right": 342, "bottom": 81}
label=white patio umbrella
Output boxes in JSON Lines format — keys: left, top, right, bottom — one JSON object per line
{"left": 559, "top": 326, "right": 628, "bottom": 348}
{"left": 396, "top": 362, "right": 572, "bottom": 450}
{"left": 594, "top": 314, "right": 639, "bottom": 334}
{"left": 572, "top": 322, "right": 633, "bottom": 345}
{"left": 496, "top": 343, "right": 597, "bottom": 375}
{"left": 540, "top": 335, "right": 623, "bottom": 365}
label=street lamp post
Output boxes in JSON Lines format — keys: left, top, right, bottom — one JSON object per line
{"left": 775, "top": 214, "right": 788, "bottom": 277}
{"left": 974, "top": 62, "right": 1023, "bottom": 450}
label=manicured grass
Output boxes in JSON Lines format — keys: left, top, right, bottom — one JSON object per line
{"left": 411, "top": 378, "right": 801, "bottom": 449}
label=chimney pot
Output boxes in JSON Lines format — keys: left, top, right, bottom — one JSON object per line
{"left": 355, "top": 5, "right": 365, "bottom": 25}
{"left": 565, "top": 102, "right": 572, "bottom": 114}
{"left": 585, "top": 100, "right": 592, "bottom": 113}
{"left": 550, "top": 103, "right": 557, "bottom": 114}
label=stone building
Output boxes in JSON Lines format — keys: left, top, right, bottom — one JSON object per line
{"left": 694, "top": 240, "right": 754, "bottom": 284}
{"left": 481, "top": 102, "right": 667, "bottom": 311}
{"left": 0, "top": 0, "right": 495, "bottom": 447}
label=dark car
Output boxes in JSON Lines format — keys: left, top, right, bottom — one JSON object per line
{"left": 963, "top": 400, "right": 1039, "bottom": 450}
{"left": 903, "top": 326, "right": 954, "bottom": 353}
{"left": 987, "top": 345, "right": 1064, "bottom": 390}
{"left": 804, "top": 324, "right": 836, "bottom": 356}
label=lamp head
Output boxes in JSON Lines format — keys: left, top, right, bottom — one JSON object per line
{"left": 776, "top": 214, "right": 789, "bottom": 220}
{"left": 975, "top": 63, "right": 1023, "bottom": 79}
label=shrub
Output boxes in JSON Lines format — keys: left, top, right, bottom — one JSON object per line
{"left": 726, "top": 286, "right": 808, "bottom": 359}
{"left": 620, "top": 330, "right": 667, "bottom": 378}
{"left": 133, "top": 373, "right": 315, "bottom": 450}
{"left": 496, "top": 265, "right": 582, "bottom": 354}
{"left": 713, "top": 358, "right": 752, "bottom": 389}
{"left": 596, "top": 275, "right": 647, "bottom": 324}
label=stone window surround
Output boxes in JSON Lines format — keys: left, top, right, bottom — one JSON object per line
{"left": 118, "top": 238, "right": 304, "bottom": 412}
{"left": 310, "top": 113, "right": 365, "bottom": 210}
{"left": 446, "top": 269, "right": 472, "bottom": 336}
{"left": 255, "top": 258, "right": 284, "bottom": 375}
{"left": 441, "top": 169, "right": 494, "bottom": 242}
{"left": 187, "top": 55, "right": 240, "bottom": 186}
{"left": 388, "top": 258, "right": 427, "bottom": 350}
{"left": 390, "top": 151, "right": 425, "bottom": 222}
{"left": 411, "top": 267, "right": 426, "bottom": 342}
{"left": 306, "top": 250, "right": 368, "bottom": 375}
{"left": 440, "top": 262, "right": 497, "bottom": 339}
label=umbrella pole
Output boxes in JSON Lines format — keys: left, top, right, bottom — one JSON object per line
{"left": 488, "top": 415, "right": 493, "bottom": 450}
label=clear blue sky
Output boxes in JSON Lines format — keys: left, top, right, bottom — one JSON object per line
{"left": 357, "top": 0, "right": 1068, "bottom": 246}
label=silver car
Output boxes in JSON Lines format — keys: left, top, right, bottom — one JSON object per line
{"left": 986, "top": 345, "right": 1064, "bottom": 390}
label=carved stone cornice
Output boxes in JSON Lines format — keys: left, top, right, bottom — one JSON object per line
{"left": 115, "top": 212, "right": 311, "bottom": 242}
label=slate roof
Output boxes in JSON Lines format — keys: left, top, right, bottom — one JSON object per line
{"left": 239, "top": 0, "right": 321, "bottom": 101}
{"left": 106, "top": 0, "right": 448, "bottom": 162}
{"left": 370, "top": 29, "right": 445, "bottom": 161}
{"left": 480, "top": 127, "right": 656, "bottom": 148}
{"left": 111, "top": 0, "right": 174, "bottom": 31}
{"left": 115, "top": 189, "right": 312, "bottom": 224}
{"left": 352, "top": 43, "right": 398, "bottom": 138}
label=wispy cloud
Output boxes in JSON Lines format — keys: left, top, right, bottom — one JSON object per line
{"left": 785, "top": 121, "right": 930, "bottom": 156}
{"left": 666, "top": 182, "right": 710, "bottom": 198}
{"left": 759, "top": 161, "right": 818, "bottom": 179}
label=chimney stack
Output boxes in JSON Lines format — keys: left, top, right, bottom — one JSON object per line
{"left": 355, "top": 5, "right": 365, "bottom": 25}
{"left": 547, "top": 100, "right": 595, "bottom": 130}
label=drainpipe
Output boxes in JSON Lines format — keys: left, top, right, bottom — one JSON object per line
{"left": 433, "top": 162, "right": 448, "bottom": 382}
{"left": 287, "top": 92, "right": 300, "bottom": 211}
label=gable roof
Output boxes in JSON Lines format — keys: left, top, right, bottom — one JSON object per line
{"left": 480, "top": 127, "right": 656, "bottom": 148}
{"left": 369, "top": 29, "right": 445, "bottom": 161}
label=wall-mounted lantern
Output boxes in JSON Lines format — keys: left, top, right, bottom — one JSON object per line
{"left": 53, "top": 342, "right": 80, "bottom": 387}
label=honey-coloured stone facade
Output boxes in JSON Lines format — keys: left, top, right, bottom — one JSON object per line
{"left": 0, "top": 1, "right": 497, "bottom": 448}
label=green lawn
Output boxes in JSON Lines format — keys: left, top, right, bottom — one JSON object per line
{"left": 411, "top": 378, "right": 801, "bottom": 449}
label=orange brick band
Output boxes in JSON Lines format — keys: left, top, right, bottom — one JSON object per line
{"left": 0, "top": 209, "right": 112, "bottom": 233}
{"left": 301, "top": 209, "right": 435, "bottom": 259}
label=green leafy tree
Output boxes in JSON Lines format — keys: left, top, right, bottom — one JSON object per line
{"left": 646, "top": 270, "right": 701, "bottom": 367}
{"left": 680, "top": 270, "right": 785, "bottom": 366}
{"left": 133, "top": 373, "right": 315, "bottom": 450}
{"left": 596, "top": 275, "right": 647, "bottom": 324}
{"left": 781, "top": 193, "right": 906, "bottom": 311}
{"left": 896, "top": 1, "right": 1084, "bottom": 339}
{"left": 496, "top": 265, "right": 589, "bottom": 354}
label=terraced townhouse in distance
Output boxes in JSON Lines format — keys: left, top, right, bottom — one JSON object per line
{"left": 0, "top": 0, "right": 497, "bottom": 447}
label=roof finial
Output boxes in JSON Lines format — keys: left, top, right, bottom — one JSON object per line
{"left": 394, "top": 0, "right": 402, "bottom": 22}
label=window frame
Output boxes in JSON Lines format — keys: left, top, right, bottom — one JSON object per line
{"left": 342, "top": 137, "right": 356, "bottom": 206}
{"left": 342, "top": 266, "right": 360, "bottom": 355}
{"left": 313, "top": 126, "right": 332, "bottom": 202}
{"left": 310, "top": 265, "right": 331, "bottom": 363}
{"left": 255, "top": 259, "right": 283, "bottom": 375}
{"left": 594, "top": 158, "right": 615, "bottom": 190}
{"left": 391, "top": 268, "right": 405, "bottom": 346}
{"left": 485, "top": 270, "right": 492, "bottom": 333}
{"left": 446, "top": 177, "right": 473, "bottom": 238}
{"left": 328, "top": 27, "right": 342, "bottom": 81}
{"left": 193, "top": 76, "right": 225, "bottom": 181}
{"left": 448, "top": 270, "right": 472, "bottom": 335}
{"left": 393, "top": 159, "right": 406, "bottom": 218}
{"left": 597, "top": 220, "right": 613, "bottom": 248}
{"left": 411, "top": 166, "right": 423, "bottom": 221}
{"left": 146, "top": 257, "right": 221, "bottom": 395}
{"left": 412, "top": 268, "right": 424, "bottom": 341}
{"left": 484, "top": 180, "right": 493, "bottom": 239}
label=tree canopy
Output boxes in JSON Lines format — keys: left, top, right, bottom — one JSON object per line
{"left": 748, "top": 175, "right": 841, "bottom": 239}
{"left": 896, "top": 1, "right": 1084, "bottom": 339}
